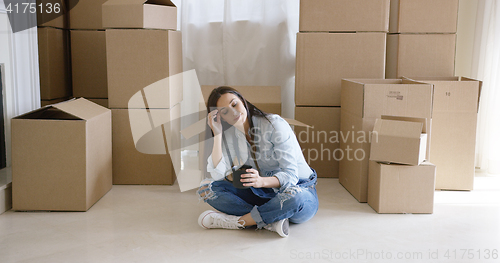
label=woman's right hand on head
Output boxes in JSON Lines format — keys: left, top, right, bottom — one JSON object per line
{"left": 207, "top": 109, "right": 223, "bottom": 136}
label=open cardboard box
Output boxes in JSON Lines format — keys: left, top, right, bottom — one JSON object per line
{"left": 103, "top": 0, "right": 177, "bottom": 30}
{"left": 370, "top": 116, "right": 428, "bottom": 166}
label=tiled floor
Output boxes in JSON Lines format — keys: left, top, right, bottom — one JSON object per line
{"left": 1, "top": 172, "right": 499, "bottom": 263}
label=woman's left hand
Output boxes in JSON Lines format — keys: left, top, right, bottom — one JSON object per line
{"left": 241, "top": 169, "right": 265, "bottom": 188}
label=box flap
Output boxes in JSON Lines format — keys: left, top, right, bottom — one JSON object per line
{"left": 374, "top": 118, "right": 423, "bottom": 139}
{"left": 53, "top": 98, "right": 110, "bottom": 120}
{"left": 13, "top": 106, "right": 82, "bottom": 121}
{"left": 104, "top": 0, "right": 175, "bottom": 6}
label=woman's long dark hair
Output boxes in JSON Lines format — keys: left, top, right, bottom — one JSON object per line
{"left": 201, "top": 86, "right": 270, "bottom": 175}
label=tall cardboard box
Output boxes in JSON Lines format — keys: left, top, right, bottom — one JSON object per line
{"left": 340, "top": 79, "right": 433, "bottom": 202}
{"left": 102, "top": 0, "right": 177, "bottom": 30}
{"left": 112, "top": 104, "right": 181, "bottom": 185}
{"left": 409, "top": 77, "right": 481, "bottom": 190}
{"left": 368, "top": 161, "right": 436, "bottom": 214}
{"left": 38, "top": 27, "right": 72, "bottom": 100}
{"left": 67, "top": 0, "right": 108, "bottom": 29}
{"left": 295, "top": 107, "right": 340, "bottom": 178}
{"left": 299, "top": 0, "right": 390, "bottom": 32}
{"left": 369, "top": 116, "right": 428, "bottom": 166}
{"left": 70, "top": 30, "right": 108, "bottom": 99}
{"left": 106, "top": 29, "right": 183, "bottom": 109}
{"left": 37, "top": 0, "right": 68, "bottom": 29}
{"left": 389, "top": 0, "right": 459, "bottom": 33}
{"left": 386, "top": 34, "right": 456, "bottom": 79}
{"left": 199, "top": 86, "right": 282, "bottom": 173}
{"left": 12, "top": 98, "right": 112, "bottom": 211}
{"left": 296, "top": 33, "right": 386, "bottom": 106}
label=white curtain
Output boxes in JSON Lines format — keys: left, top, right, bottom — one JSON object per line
{"left": 472, "top": 0, "right": 500, "bottom": 174}
{"left": 174, "top": 0, "right": 300, "bottom": 118}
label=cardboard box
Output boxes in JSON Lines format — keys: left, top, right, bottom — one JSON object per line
{"left": 340, "top": 78, "right": 433, "bottom": 202}
{"left": 370, "top": 116, "right": 427, "bottom": 166}
{"left": 67, "top": 0, "right": 108, "bottom": 29}
{"left": 389, "top": 0, "right": 459, "bottom": 33}
{"left": 368, "top": 161, "right": 436, "bottom": 214}
{"left": 199, "top": 86, "right": 282, "bottom": 172}
{"left": 102, "top": 0, "right": 177, "bottom": 30}
{"left": 12, "top": 98, "right": 112, "bottom": 211}
{"left": 408, "top": 77, "right": 481, "bottom": 190}
{"left": 112, "top": 105, "right": 181, "bottom": 185}
{"left": 296, "top": 33, "right": 386, "bottom": 106}
{"left": 87, "top": 98, "right": 109, "bottom": 108}
{"left": 386, "top": 33, "right": 456, "bottom": 79}
{"left": 106, "top": 29, "right": 183, "bottom": 109}
{"left": 38, "top": 27, "right": 72, "bottom": 100}
{"left": 299, "top": 0, "right": 390, "bottom": 32}
{"left": 37, "top": 0, "right": 68, "bottom": 29}
{"left": 41, "top": 97, "right": 72, "bottom": 107}
{"left": 71, "top": 30, "right": 108, "bottom": 99}
{"left": 295, "top": 107, "right": 341, "bottom": 178}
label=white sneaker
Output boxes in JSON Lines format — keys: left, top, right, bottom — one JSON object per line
{"left": 263, "top": 218, "right": 289, "bottom": 238}
{"left": 198, "top": 210, "right": 244, "bottom": 230}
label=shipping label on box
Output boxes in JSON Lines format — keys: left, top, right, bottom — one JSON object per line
{"left": 103, "top": 0, "right": 177, "bottom": 30}
{"left": 370, "top": 116, "right": 427, "bottom": 166}
{"left": 12, "top": 98, "right": 112, "bottom": 211}
{"left": 368, "top": 161, "right": 436, "bottom": 214}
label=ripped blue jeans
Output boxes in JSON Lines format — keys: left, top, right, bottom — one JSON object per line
{"left": 198, "top": 171, "right": 318, "bottom": 229}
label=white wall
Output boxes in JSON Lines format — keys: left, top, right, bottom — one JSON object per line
{"left": 455, "top": 0, "right": 479, "bottom": 77}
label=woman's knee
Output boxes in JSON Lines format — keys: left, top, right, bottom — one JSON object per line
{"left": 197, "top": 180, "right": 232, "bottom": 202}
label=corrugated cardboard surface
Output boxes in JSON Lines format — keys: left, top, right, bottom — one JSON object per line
{"left": 370, "top": 117, "right": 427, "bottom": 166}
{"left": 67, "top": 0, "right": 108, "bottom": 29}
{"left": 295, "top": 107, "right": 340, "bottom": 178}
{"left": 112, "top": 106, "right": 180, "bottom": 185}
{"left": 299, "top": 0, "right": 390, "bottom": 32}
{"left": 389, "top": 0, "right": 459, "bottom": 33}
{"left": 107, "top": 29, "right": 183, "bottom": 109}
{"left": 296, "top": 33, "right": 386, "bottom": 106}
{"left": 12, "top": 98, "right": 112, "bottom": 211}
{"left": 71, "top": 30, "right": 108, "bottom": 99}
{"left": 368, "top": 161, "right": 436, "bottom": 214}
{"left": 41, "top": 97, "right": 72, "bottom": 107}
{"left": 410, "top": 77, "right": 481, "bottom": 190}
{"left": 38, "top": 27, "right": 72, "bottom": 100}
{"left": 339, "top": 79, "right": 432, "bottom": 202}
{"left": 37, "top": 0, "right": 68, "bottom": 29}
{"left": 87, "top": 98, "right": 109, "bottom": 108}
{"left": 386, "top": 34, "right": 456, "bottom": 79}
{"left": 102, "top": 0, "right": 177, "bottom": 30}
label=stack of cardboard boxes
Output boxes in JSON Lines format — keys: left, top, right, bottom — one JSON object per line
{"left": 38, "top": 0, "right": 72, "bottom": 106}
{"left": 368, "top": 116, "right": 436, "bottom": 213}
{"left": 294, "top": 0, "right": 390, "bottom": 178}
{"left": 103, "top": 0, "right": 183, "bottom": 185}
{"left": 386, "top": 0, "right": 459, "bottom": 78}
{"left": 68, "top": 0, "right": 109, "bottom": 107}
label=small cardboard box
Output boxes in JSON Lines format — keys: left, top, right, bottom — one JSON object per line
{"left": 106, "top": 29, "right": 183, "bottom": 109}
{"left": 296, "top": 33, "right": 386, "bottom": 106}
{"left": 386, "top": 33, "right": 456, "bottom": 79}
{"left": 37, "top": 0, "right": 68, "bottom": 29}
{"left": 389, "top": 0, "right": 459, "bottom": 33}
{"left": 408, "top": 77, "right": 481, "bottom": 190}
{"left": 295, "top": 106, "right": 341, "bottom": 178}
{"left": 68, "top": 0, "right": 108, "bottom": 29}
{"left": 299, "top": 0, "right": 390, "bottom": 32}
{"left": 368, "top": 161, "right": 436, "bottom": 214}
{"left": 71, "top": 30, "right": 108, "bottom": 99}
{"left": 112, "top": 104, "right": 181, "bottom": 185}
{"left": 370, "top": 116, "right": 427, "bottom": 166}
{"left": 12, "top": 98, "right": 112, "bottom": 211}
{"left": 103, "top": 0, "right": 177, "bottom": 30}
{"left": 38, "top": 27, "right": 72, "bottom": 100}
{"left": 339, "top": 78, "right": 433, "bottom": 202}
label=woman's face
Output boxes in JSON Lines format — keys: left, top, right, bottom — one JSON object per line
{"left": 216, "top": 93, "right": 247, "bottom": 127}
